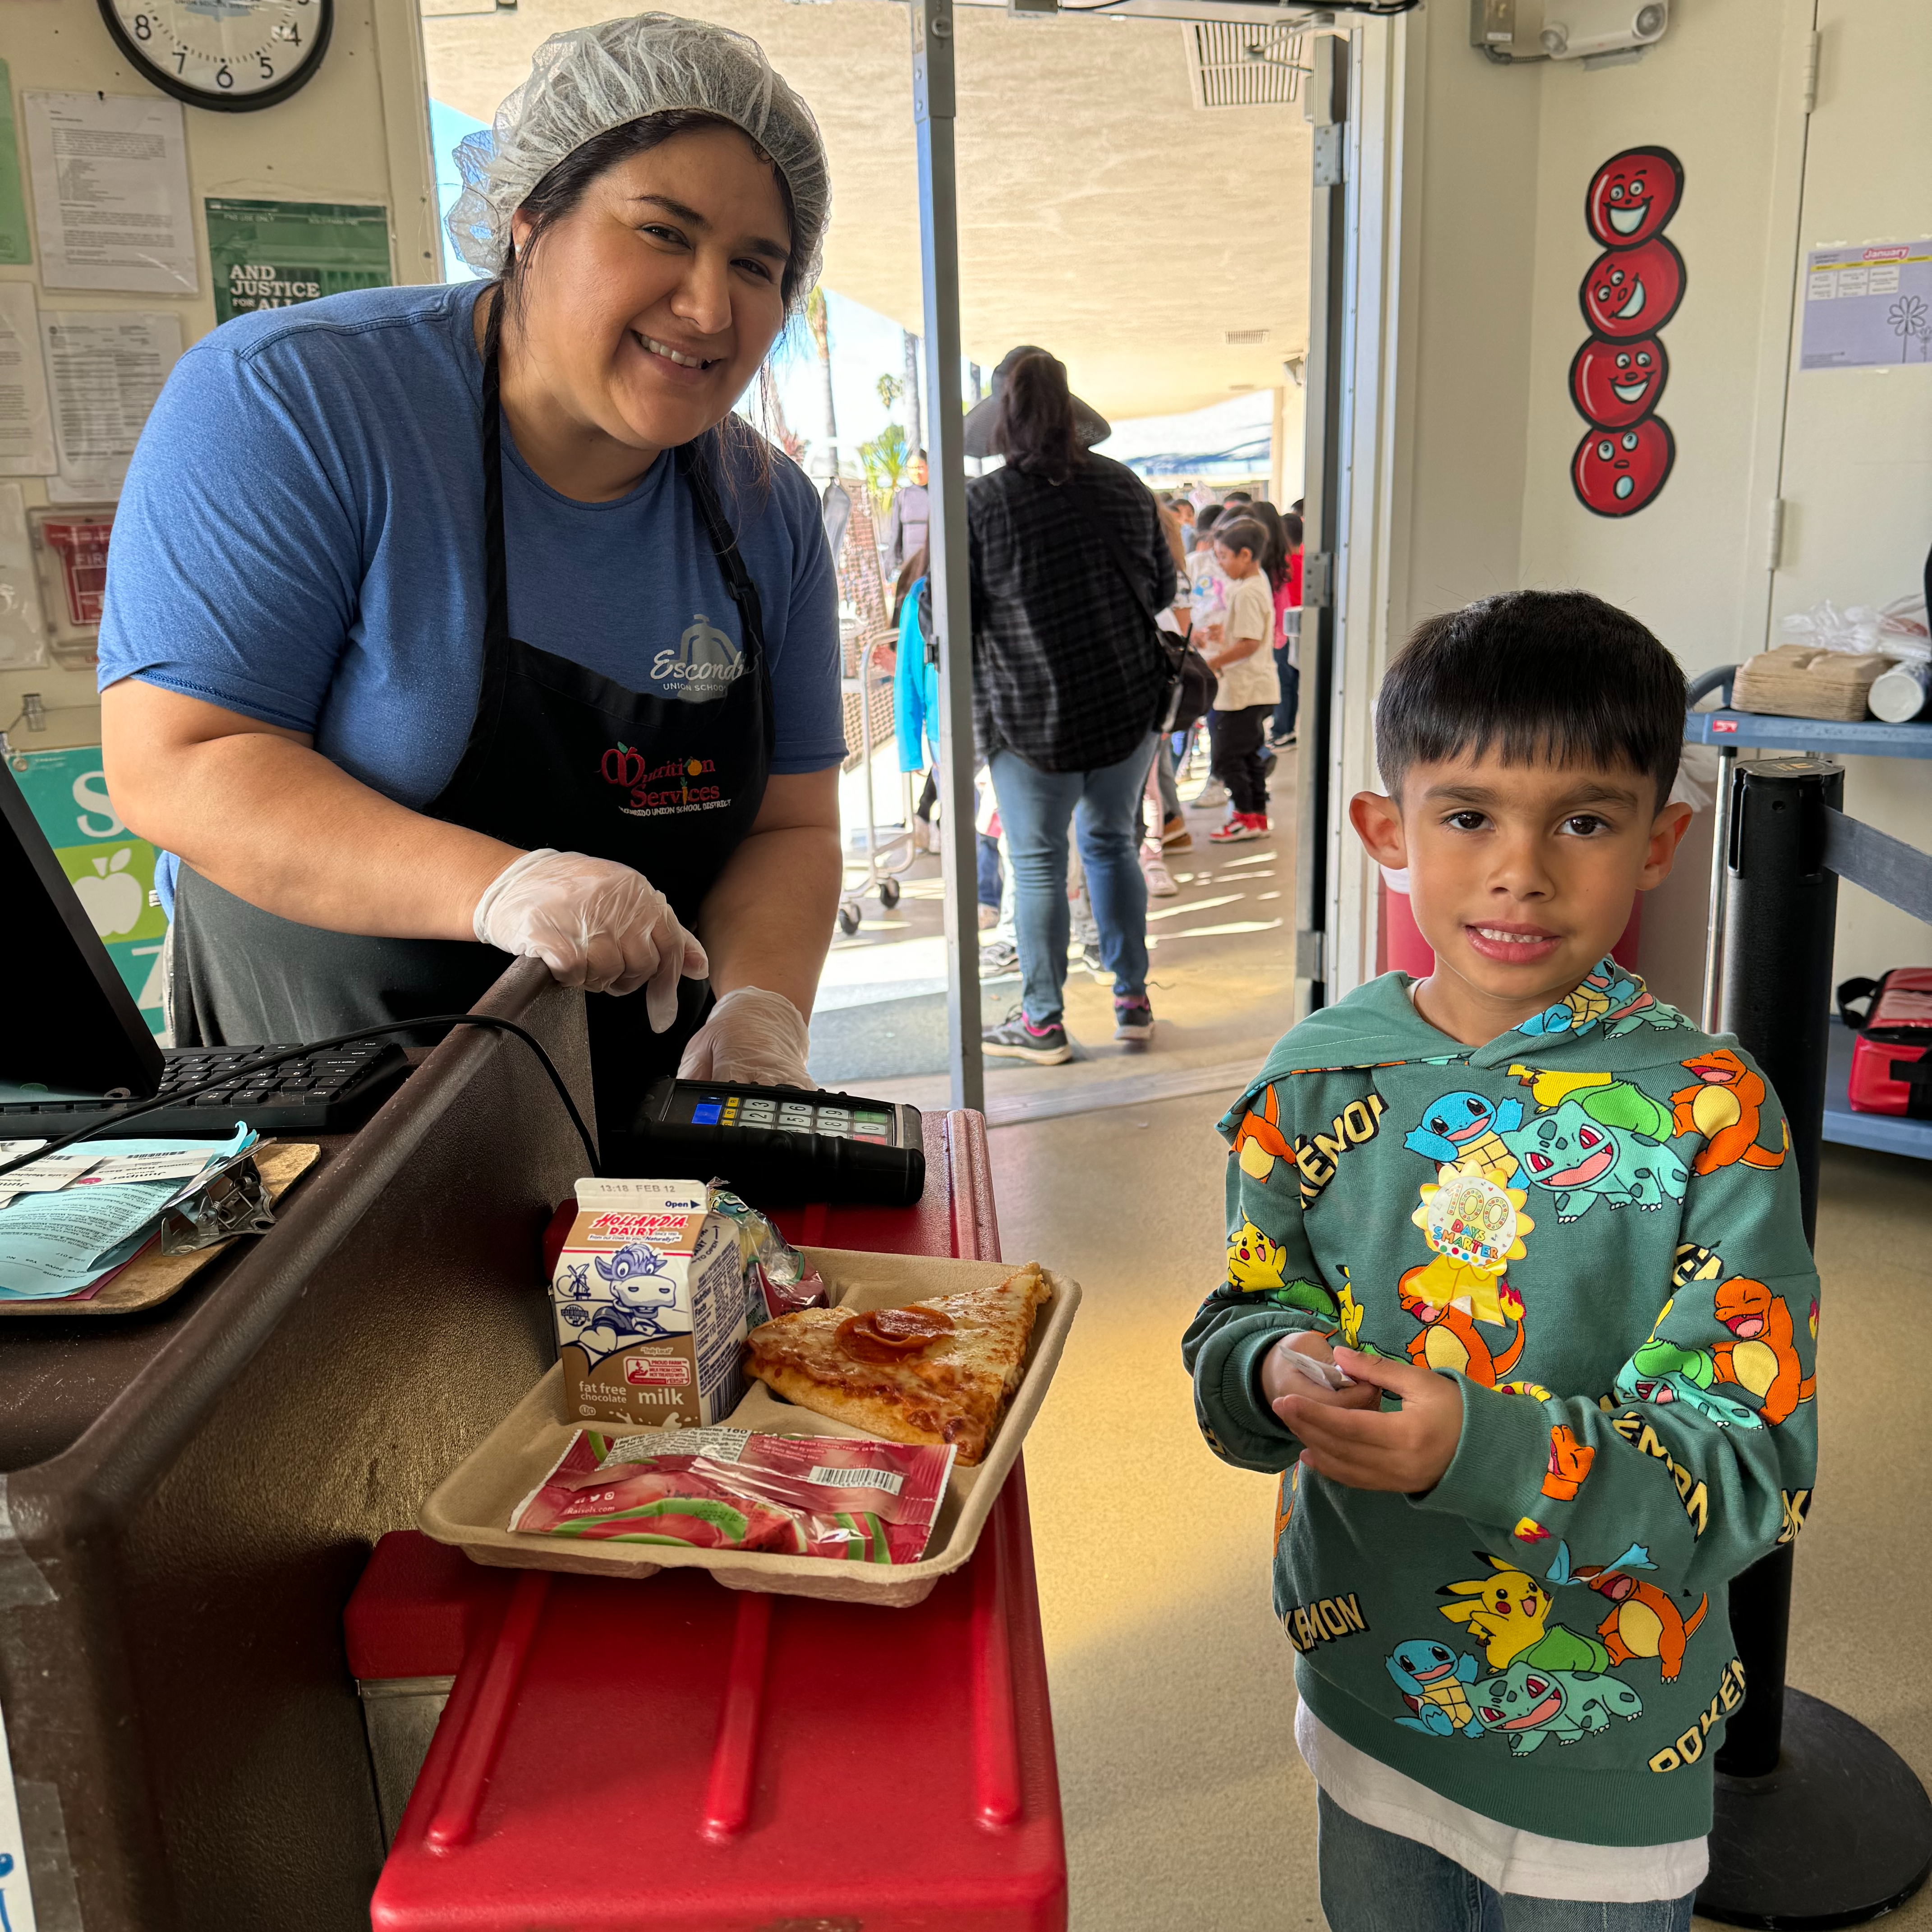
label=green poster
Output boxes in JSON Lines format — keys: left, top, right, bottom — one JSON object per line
{"left": 205, "top": 198, "right": 392, "bottom": 327}
{"left": 0, "top": 62, "right": 31, "bottom": 267}
{"left": 9, "top": 747, "right": 168, "bottom": 1038}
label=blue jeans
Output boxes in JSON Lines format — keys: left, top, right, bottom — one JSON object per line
{"left": 1317, "top": 1793, "right": 1697, "bottom": 1932}
{"left": 1272, "top": 650, "right": 1301, "bottom": 739}
{"left": 988, "top": 736, "right": 1155, "bottom": 1023}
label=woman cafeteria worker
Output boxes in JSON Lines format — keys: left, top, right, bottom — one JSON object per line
{"left": 97, "top": 15, "right": 843, "bottom": 1137}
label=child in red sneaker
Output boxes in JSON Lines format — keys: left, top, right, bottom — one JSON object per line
{"left": 1201, "top": 516, "right": 1279, "bottom": 842}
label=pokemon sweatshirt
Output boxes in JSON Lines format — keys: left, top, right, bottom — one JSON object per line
{"left": 1183, "top": 959, "right": 1817, "bottom": 1848}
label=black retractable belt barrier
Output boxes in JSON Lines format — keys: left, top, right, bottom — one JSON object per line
{"left": 1699, "top": 757, "right": 1932, "bottom": 1927}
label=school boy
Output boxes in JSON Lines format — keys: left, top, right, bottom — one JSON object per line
{"left": 1184, "top": 592, "right": 1817, "bottom": 1926}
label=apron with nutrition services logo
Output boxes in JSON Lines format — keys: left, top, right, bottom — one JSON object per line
{"left": 169, "top": 331, "right": 774, "bottom": 1139}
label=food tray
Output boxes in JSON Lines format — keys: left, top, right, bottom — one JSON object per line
{"left": 0, "top": 1141, "right": 321, "bottom": 1318}
{"left": 418, "top": 1246, "right": 1080, "bottom": 1607}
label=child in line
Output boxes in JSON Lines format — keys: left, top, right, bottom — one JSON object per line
{"left": 1197, "top": 516, "right": 1280, "bottom": 843}
{"left": 1184, "top": 591, "right": 1817, "bottom": 1927}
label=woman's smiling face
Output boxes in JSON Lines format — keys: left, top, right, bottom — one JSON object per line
{"left": 508, "top": 120, "right": 792, "bottom": 464}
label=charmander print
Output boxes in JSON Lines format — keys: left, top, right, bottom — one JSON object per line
{"left": 1186, "top": 957, "right": 1817, "bottom": 1846}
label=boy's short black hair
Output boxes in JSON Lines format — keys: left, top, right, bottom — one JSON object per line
{"left": 1376, "top": 590, "right": 1686, "bottom": 809}
{"left": 1196, "top": 502, "right": 1224, "bottom": 533}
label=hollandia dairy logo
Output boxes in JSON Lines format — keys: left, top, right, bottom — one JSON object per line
{"left": 654, "top": 612, "right": 742, "bottom": 703}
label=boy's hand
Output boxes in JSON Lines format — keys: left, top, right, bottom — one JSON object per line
{"left": 1274, "top": 1348, "right": 1463, "bottom": 1493}
{"left": 1261, "top": 1331, "right": 1382, "bottom": 1412}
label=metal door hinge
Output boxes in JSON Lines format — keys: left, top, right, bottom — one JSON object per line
{"left": 1766, "top": 497, "right": 1786, "bottom": 573}
{"left": 1312, "top": 124, "right": 1346, "bottom": 189}
{"left": 1302, "top": 551, "right": 1334, "bottom": 609}
{"left": 1800, "top": 30, "right": 1819, "bottom": 115}
{"left": 1296, "top": 930, "right": 1326, "bottom": 980}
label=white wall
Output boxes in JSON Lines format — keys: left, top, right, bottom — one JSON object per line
{"left": 1340, "top": 0, "right": 1931, "bottom": 1003}
{"left": 0, "top": 0, "right": 438, "bottom": 750}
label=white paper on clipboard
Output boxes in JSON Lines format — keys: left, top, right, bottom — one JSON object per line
{"left": 23, "top": 90, "right": 196, "bottom": 297}
{"left": 39, "top": 310, "right": 180, "bottom": 503}
{"left": 0, "top": 286, "right": 55, "bottom": 478}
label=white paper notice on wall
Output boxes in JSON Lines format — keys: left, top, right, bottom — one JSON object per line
{"left": 0, "top": 1693, "right": 40, "bottom": 1932}
{"left": 0, "top": 286, "right": 55, "bottom": 479}
{"left": 23, "top": 90, "right": 197, "bottom": 298}
{"left": 1801, "top": 239, "right": 1932, "bottom": 371}
{"left": 0, "top": 484, "right": 47, "bottom": 670}
{"left": 39, "top": 311, "right": 182, "bottom": 505}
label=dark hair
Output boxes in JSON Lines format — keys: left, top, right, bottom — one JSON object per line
{"left": 1224, "top": 490, "right": 1252, "bottom": 505}
{"left": 1375, "top": 591, "right": 1686, "bottom": 807}
{"left": 1213, "top": 516, "right": 1270, "bottom": 564}
{"left": 992, "top": 350, "right": 1082, "bottom": 484}
{"left": 1283, "top": 511, "right": 1304, "bottom": 549}
{"left": 1196, "top": 502, "right": 1225, "bottom": 534}
{"left": 488, "top": 110, "right": 799, "bottom": 492}
{"left": 1242, "top": 501, "right": 1290, "bottom": 589}
{"left": 502, "top": 109, "right": 804, "bottom": 309}
{"left": 892, "top": 544, "right": 929, "bottom": 627}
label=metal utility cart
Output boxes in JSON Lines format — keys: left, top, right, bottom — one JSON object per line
{"left": 1688, "top": 666, "right": 1932, "bottom": 1162}
{"left": 829, "top": 481, "right": 916, "bottom": 935}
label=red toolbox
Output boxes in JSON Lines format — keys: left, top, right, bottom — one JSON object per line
{"left": 355, "top": 1109, "right": 1067, "bottom": 1930}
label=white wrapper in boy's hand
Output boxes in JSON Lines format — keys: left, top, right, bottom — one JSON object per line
{"left": 472, "top": 848, "right": 707, "bottom": 1026}
{"left": 677, "top": 986, "right": 812, "bottom": 1089}
{"left": 1270, "top": 1341, "right": 1356, "bottom": 1392}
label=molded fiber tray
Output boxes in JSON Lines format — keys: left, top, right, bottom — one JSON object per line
{"left": 418, "top": 1246, "right": 1080, "bottom": 1607}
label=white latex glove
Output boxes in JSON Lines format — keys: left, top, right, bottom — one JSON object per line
{"left": 677, "top": 986, "right": 812, "bottom": 1088}
{"left": 471, "top": 848, "right": 707, "bottom": 1027}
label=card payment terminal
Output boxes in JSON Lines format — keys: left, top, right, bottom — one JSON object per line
{"left": 617, "top": 1078, "right": 925, "bottom": 1207}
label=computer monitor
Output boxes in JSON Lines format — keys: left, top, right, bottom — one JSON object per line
{"left": 0, "top": 758, "right": 164, "bottom": 1099}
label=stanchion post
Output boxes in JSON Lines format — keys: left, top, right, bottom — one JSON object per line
{"left": 1699, "top": 755, "right": 1932, "bottom": 1928}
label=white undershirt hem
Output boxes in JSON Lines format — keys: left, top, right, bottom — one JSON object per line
{"left": 1296, "top": 1702, "right": 1708, "bottom": 1903}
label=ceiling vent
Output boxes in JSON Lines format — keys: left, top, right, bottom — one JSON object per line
{"left": 1186, "top": 22, "right": 1304, "bottom": 110}
{"left": 1224, "top": 328, "right": 1271, "bottom": 346}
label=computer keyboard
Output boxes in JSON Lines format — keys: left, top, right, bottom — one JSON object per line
{"left": 0, "top": 1039, "right": 412, "bottom": 1137}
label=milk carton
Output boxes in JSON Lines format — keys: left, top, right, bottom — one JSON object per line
{"left": 549, "top": 1179, "right": 750, "bottom": 1429}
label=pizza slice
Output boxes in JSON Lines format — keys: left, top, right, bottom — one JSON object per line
{"left": 743, "top": 1263, "right": 1048, "bottom": 1466}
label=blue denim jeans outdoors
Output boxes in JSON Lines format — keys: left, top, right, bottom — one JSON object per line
{"left": 1317, "top": 1793, "right": 1698, "bottom": 1932}
{"left": 988, "top": 735, "right": 1156, "bottom": 1024}
{"left": 1272, "top": 649, "right": 1301, "bottom": 740}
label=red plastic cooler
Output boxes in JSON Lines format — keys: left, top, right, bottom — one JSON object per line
{"left": 358, "top": 1110, "right": 1068, "bottom": 1931}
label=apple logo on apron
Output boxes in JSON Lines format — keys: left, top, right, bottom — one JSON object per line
{"left": 654, "top": 612, "right": 743, "bottom": 703}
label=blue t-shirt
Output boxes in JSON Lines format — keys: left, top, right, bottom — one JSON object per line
{"left": 99, "top": 282, "right": 846, "bottom": 851}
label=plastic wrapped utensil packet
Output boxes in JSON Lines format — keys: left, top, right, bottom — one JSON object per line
{"left": 510, "top": 1426, "right": 956, "bottom": 1564}
{"left": 710, "top": 1185, "right": 829, "bottom": 1317}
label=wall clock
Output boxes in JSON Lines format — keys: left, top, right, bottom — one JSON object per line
{"left": 97, "top": 0, "right": 333, "bottom": 113}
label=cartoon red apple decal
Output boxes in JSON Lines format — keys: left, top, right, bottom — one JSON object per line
{"left": 1585, "top": 146, "right": 1684, "bottom": 250}
{"left": 1581, "top": 237, "right": 1686, "bottom": 340}
{"left": 1569, "top": 336, "right": 1669, "bottom": 428}
{"left": 1572, "top": 418, "right": 1676, "bottom": 517}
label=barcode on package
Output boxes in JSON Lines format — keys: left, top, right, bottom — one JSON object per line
{"left": 807, "top": 1465, "right": 905, "bottom": 1495}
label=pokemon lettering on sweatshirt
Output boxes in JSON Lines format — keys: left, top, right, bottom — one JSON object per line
{"left": 1183, "top": 959, "right": 1817, "bottom": 1848}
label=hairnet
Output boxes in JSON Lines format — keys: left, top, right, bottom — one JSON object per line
{"left": 446, "top": 13, "right": 829, "bottom": 297}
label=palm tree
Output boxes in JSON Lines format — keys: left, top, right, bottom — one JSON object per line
{"left": 805, "top": 288, "right": 839, "bottom": 478}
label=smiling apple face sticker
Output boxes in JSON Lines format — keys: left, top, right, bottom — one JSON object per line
{"left": 1569, "top": 336, "right": 1669, "bottom": 428}
{"left": 1572, "top": 418, "right": 1676, "bottom": 517}
{"left": 1580, "top": 236, "right": 1685, "bottom": 340}
{"left": 1585, "top": 147, "right": 1684, "bottom": 250}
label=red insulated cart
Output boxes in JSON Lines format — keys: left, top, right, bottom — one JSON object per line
{"left": 351, "top": 1110, "right": 1068, "bottom": 1931}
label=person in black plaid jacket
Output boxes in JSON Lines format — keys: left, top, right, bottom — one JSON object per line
{"left": 967, "top": 349, "right": 1176, "bottom": 1064}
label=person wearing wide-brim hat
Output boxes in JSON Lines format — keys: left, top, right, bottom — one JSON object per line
{"left": 961, "top": 344, "right": 1112, "bottom": 461}
{"left": 967, "top": 348, "right": 1173, "bottom": 1066}
{"left": 100, "top": 15, "right": 847, "bottom": 1140}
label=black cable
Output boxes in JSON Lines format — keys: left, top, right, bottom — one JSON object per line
{"left": 0, "top": 1014, "right": 599, "bottom": 1185}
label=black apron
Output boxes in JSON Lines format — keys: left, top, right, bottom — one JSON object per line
{"left": 170, "top": 330, "right": 776, "bottom": 1143}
